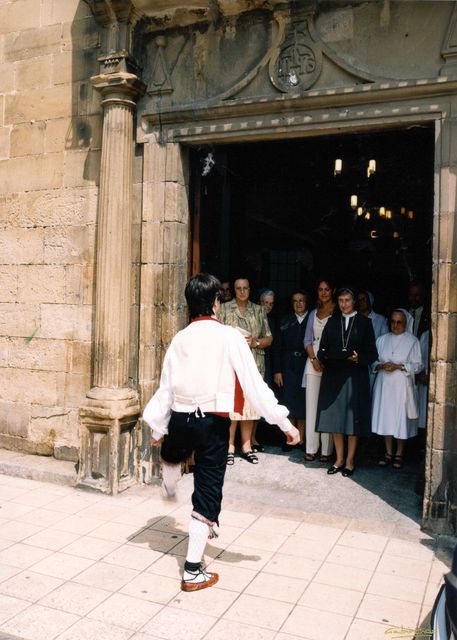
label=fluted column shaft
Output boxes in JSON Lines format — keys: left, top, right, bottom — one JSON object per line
{"left": 89, "top": 72, "right": 146, "bottom": 400}
{"left": 94, "top": 97, "right": 134, "bottom": 390}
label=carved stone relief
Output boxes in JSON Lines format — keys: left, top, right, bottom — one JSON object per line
{"left": 136, "top": 1, "right": 454, "bottom": 116}
{"left": 148, "top": 35, "right": 173, "bottom": 95}
{"left": 269, "top": 17, "right": 322, "bottom": 93}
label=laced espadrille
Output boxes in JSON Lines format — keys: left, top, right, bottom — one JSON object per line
{"left": 181, "top": 567, "right": 219, "bottom": 592}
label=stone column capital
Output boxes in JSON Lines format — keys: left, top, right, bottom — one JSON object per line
{"left": 91, "top": 71, "right": 147, "bottom": 106}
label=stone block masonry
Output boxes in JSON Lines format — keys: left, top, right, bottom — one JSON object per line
{"left": 0, "top": 0, "right": 103, "bottom": 461}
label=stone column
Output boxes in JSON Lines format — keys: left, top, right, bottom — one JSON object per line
{"left": 79, "top": 55, "right": 146, "bottom": 494}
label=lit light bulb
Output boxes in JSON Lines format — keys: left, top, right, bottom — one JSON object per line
{"left": 400, "top": 207, "right": 406, "bottom": 215}
{"left": 379, "top": 207, "right": 385, "bottom": 217}
{"left": 367, "top": 159, "right": 376, "bottom": 177}
{"left": 357, "top": 206, "right": 363, "bottom": 216}
{"left": 365, "top": 211, "right": 371, "bottom": 220}
{"left": 408, "top": 210, "right": 414, "bottom": 219}
{"left": 386, "top": 210, "right": 392, "bottom": 220}
{"left": 350, "top": 194, "right": 358, "bottom": 208}
{"left": 334, "top": 159, "right": 342, "bottom": 175}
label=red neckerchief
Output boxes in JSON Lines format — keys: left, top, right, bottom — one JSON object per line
{"left": 191, "top": 316, "right": 220, "bottom": 323}
{"left": 190, "top": 316, "right": 245, "bottom": 415}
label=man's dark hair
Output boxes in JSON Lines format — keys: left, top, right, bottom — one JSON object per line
{"left": 185, "top": 273, "right": 221, "bottom": 319}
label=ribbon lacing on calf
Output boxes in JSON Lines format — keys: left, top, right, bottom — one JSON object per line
{"left": 191, "top": 511, "right": 219, "bottom": 539}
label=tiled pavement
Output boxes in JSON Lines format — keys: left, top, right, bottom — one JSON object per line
{"left": 0, "top": 470, "right": 452, "bottom": 640}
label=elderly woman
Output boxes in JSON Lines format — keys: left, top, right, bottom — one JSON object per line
{"left": 316, "top": 287, "right": 377, "bottom": 477}
{"left": 273, "top": 290, "right": 309, "bottom": 447}
{"left": 372, "top": 309, "right": 423, "bottom": 469}
{"left": 218, "top": 277, "right": 272, "bottom": 464}
{"left": 259, "top": 289, "right": 276, "bottom": 390}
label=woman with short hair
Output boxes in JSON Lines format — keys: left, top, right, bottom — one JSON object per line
{"left": 218, "top": 277, "right": 272, "bottom": 464}
{"left": 273, "top": 290, "right": 310, "bottom": 447}
{"left": 316, "top": 287, "right": 378, "bottom": 477}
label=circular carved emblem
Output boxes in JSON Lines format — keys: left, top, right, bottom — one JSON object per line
{"left": 271, "top": 38, "right": 322, "bottom": 93}
{"left": 276, "top": 43, "right": 318, "bottom": 91}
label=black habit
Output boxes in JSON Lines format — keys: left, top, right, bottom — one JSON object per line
{"left": 273, "top": 312, "right": 308, "bottom": 420}
{"left": 316, "top": 312, "right": 377, "bottom": 436}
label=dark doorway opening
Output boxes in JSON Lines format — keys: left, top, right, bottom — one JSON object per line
{"left": 190, "top": 125, "right": 434, "bottom": 315}
{"left": 189, "top": 125, "right": 435, "bottom": 516}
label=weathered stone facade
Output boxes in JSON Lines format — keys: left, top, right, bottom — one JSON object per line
{"left": 1, "top": 0, "right": 457, "bottom": 532}
{"left": 0, "top": 1, "right": 101, "bottom": 462}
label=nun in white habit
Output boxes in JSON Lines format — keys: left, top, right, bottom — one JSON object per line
{"left": 371, "top": 308, "right": 423, "bottom": 469}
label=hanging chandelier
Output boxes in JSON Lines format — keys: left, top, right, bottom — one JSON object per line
{"left": 334, "top": 157, "right": 414, "bottom": 237}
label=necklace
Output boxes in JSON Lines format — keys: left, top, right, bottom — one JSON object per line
{"left": 390, "top": 333, "right": 405, "bottom": 358}
{"left": 341, "top": 316, "right": 355, "bottom": 351}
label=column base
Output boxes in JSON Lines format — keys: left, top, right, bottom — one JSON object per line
{"left": 79, "top": 388, "right": 141, "bottom": 495}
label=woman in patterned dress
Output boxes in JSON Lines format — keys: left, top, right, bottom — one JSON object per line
{"left": 218, "top": 278, "right": 272, "bottom": 464}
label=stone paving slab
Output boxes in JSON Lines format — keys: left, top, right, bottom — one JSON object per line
{"left": 0, "top": 466, "right": 453, "bottom": 640}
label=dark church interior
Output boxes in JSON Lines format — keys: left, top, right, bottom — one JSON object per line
{"left": 192, "top": 125, "right": 434, "bottom": 315}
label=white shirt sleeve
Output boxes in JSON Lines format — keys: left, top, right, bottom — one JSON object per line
{"left": 142, "top": 346, "right": 173, "bottom": 441}
{"left": 228, "top": 330, "right": 293, "bottom": 432}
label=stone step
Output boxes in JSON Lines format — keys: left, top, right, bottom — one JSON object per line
{"left": 0, "top": 449, "right": 77, "bottom": 486}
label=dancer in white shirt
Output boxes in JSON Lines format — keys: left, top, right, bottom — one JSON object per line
{"left": 143, "top": 273, "right": 299, "bottom": 592}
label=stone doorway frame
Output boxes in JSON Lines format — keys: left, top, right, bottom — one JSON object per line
{"left": 138, "top": 80, "right": 457, "bottom": 532}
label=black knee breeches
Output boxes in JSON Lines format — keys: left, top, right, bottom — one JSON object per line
{"left": 160, "top": 411, "right": 230, "bottom": 524}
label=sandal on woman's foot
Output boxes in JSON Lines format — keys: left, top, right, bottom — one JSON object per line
{"left": 304, "top": 453, "right": 317, "bottom": 462}
{"left": 392, "top": 455, "right": 404, "bottom": 469}
{"left": 377, "top": 453, "right": 393, "bottom": 467}
{"left": 241, "top": 451, "right": 259, "bottom": 464}
{"left": 227, "top": 453, "right": 235, "bottom": 466}
{"left": 319, "top": 455, "right": 332, "bottom": 463}
{"left": 252, "top": 443, "right": 264, "bottom": 453}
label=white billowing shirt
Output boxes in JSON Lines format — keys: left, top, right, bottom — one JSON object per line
{"left": 371, "top": 331, "right": 423, "bottom": 439}
{"left": 143, "top": 318, "right": 293, "bottom": 440}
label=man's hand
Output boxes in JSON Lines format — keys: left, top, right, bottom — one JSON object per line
{"left": 274, "top": 373, "right": 283, "bottom": 387}
{"left": 284, "top": 426, "right": 300, "bottom": 446}
{"left": 151, "top": 436, "right": 163, "bottom": 447}
{"left": 417, "top": 371, "right": 428, "bottom": 385}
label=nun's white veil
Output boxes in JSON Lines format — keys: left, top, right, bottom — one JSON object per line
{"left": 393, "top": 308, "right": 414, "bottom": 334}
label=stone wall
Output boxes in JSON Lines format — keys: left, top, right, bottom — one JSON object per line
{"left": 0, "top": 0, "right": 101, "bottom": 460}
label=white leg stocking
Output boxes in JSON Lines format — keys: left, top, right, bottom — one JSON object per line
{"left": 161, "top": 462, "right": 181, "bottom": 498}
{"left": 183, "top": 518, "right": 210, "bottom": 583}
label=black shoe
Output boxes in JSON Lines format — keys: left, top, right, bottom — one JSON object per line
{"left": 252, "top": 443, "right": 264, "bottom": 453}
{"left": 342, "top": 467, "right": 354, "bottom": 477}
{"left": 327, "top": 464, "right": 344, "bottom": 475}
{"left": 240, "top": 451, "right": 259, "bottom": 464}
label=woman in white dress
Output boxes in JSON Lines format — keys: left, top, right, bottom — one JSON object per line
{"left": 372, "top": 309, "right": 423, "bottom": 469}
{"left": 303, "top": 279, "right": 335, "bottom": 462}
